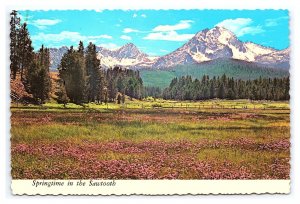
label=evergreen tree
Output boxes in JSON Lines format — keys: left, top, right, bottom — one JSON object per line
{"left": 78, "top": 41, "right": 84, "bottom": 55}
{"left": 18, "top": 23, "right": 34, "bottom": 81}
{"left": 103, "top": 87, "right": 108, "bottom": 104}
{"left": 86, "top": 42, "right": 102, "bottom": 102}
{"left": 59, "top": 43, "right": 87, "bottom": 104}
{"left": 218, "top": 83, "right": 225, "bottom": 99}
{"left": 209, "top": 80, "right": 215, "bottom": 99}
{"left": 26, "top": 45, "right": 51, "bottom": 104}
{"left": 10, "top": 10, "right": 20, "bottom": 79}
{"left": 56, "top": 78, "right": 69, "bottom": 107}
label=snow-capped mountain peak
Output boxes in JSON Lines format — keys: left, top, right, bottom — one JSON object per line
{"left": 153, "top": 26, "right": 289, "bottom": 69}
{"left": 114, "top": 43, "right": 148, "bottom": 60}
{"left": 95, "top": 43, "right": 156, "bottom": 69}
{"left": 49, "top": 26, "right": 289, "bottom": 70}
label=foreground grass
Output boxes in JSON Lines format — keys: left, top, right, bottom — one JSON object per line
{"left": 11, "top": 100, "right": 290, "bottom": 179}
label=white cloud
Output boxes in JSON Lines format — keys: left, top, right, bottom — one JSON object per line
{"left": 143, "top": 20, "right": 194, "bottom": 42}
{"left": 143, "top": 30, "right": 194, "bottom": 41}
{"left": 216, "top": 18, "right": 264, "bottom": 37}
{"left": 265, "top": 16, "right": 288, "bottom": 27}
{"left": 123, "top": 28, "right": 140, "bottom": 33}
{"left": 265, "top": 20, "right": 277, "bottom": 27}
{"left": 32, "top": 31, "right": 113, "bottom": 44}
{"left": 98, "top": 43, "right": 119, "bottom": 50}
{"left": 141, "top": 14, "right": 147, "bottom": 18}
{"left": 89, "top": 34, "right": 113, "bottom": 39}
{"left": 133, "top": 13, "right": 138, "bottom": 18}
{"left": 32, "top": 31, "right": 81, "bottom": 43}
{"left": 32, "top": 19, "right": 62, "bottom": 29}
{"left": 152, "top": 20, "right": 194, "bottom": 32}
{"left": 120, "top": 35, "right": 132, "bottom": 40}
{"left": 236, "top": 26, "right": 265, "bottom": 36}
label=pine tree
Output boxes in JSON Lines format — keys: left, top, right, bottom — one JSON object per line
{"left": 78, "top": 41, "right": 84, "bottom": 55}
{"left": 284, "top": 77, "right": 290, "bottom": 100}
{"left": 218, "top": 83, "right": 225, "bottom": 99}
{"left": 106, "top": 68, "right": 118, "bottom": 101}
{"left": 18, "top": 23, "right": 34, "bottom": 81}
{"left": 86, "top": 42, "right": 102, "bottom": 102}
{"left": 103, "top": 87, "right": 108, "bottom": 104}
{"left": 96, "top": 68, "right": 105, "bottom": 103}
{"left": 10, "top": 10, "right": 20, "bottom": 79}
{"left": 56, "top": 78, "right": 69, "bottom": 107}
{"left": 26, "top": 45, "right": 51, "bottom": 104}
{"left": 59, "top": 43, "right": 87, "bottom": 104}
{"left": 209, "top": 80, "right": 215, "bottom": 99}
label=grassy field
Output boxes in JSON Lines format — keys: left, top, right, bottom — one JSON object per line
{"left": 11, "top": 99, "right": 290, "bottom": 179}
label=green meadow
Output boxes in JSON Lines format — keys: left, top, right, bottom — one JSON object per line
{"left": 11, "top": 99, "right": 290, "bottom": 179}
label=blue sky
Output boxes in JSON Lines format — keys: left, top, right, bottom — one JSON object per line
{"left": 18, "top": 10, "right": 289, "bottom": 56}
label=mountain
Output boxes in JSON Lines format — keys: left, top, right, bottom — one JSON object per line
{"left": 255, "top": 47, "right": 290, "bottom": 69}
{"left": 96, "top": 43, "right": 158, "bottom": 68}
{"left": 152, "top": 26, "right": 289, "bottom": 69}
{"left": 49, "top": 43, "right": 157, "bottom": 70}
{"left": 48, "top": 26, "right": 289, "bottom": 70}
{"left": 49, "top": 46, "right": 68, "bottom": 70}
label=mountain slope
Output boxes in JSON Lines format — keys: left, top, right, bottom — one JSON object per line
{"left": 49, "top": 46, "right": 68, "bottom": 69}
{"left": 49, "top": 26, "right": 289, "bottom": 70}
{"left": 140, "top": 58, "right": 289, "bottom": 88}
{"left": 96, "top": 43, "right": 158, "bottom": 68}
{"left": 152, "top": 26, "right": 289, "bottom": 69}
{"left": 49, "top": 43, "right": 157, "bottom": 70}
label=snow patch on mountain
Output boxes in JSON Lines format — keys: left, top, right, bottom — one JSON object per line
{"left": 152, "top": 26, "right": 289, "bottom": 69}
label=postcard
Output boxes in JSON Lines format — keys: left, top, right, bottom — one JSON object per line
{"left": 9, "top": 9, "right": 290, "bottom": 195}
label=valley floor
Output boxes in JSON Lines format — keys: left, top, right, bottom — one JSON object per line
{"left": 11, "top": 100, "right": 290, "bottom": 179}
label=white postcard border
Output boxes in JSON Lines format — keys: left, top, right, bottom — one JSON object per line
{"left": 2, "top": 0, "right": 300, "bottom": 202}
{"left": 11, "top": 180, "right": 290, "bottom": 195}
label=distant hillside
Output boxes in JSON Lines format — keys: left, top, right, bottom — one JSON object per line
{"left": 140, "top": 58, "right": 289, "bottom": 88}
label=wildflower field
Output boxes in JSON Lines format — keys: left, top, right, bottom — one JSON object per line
{"left": 11, "top": 100, "right": 290, "bottom": 179}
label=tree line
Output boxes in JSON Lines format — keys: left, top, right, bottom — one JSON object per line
{"left": 57, "top": 41, "right": 143, "bottom": 105}
{"left": 10, "top": 10, "right": 51, "bottom": 104}
{"left": 10, "top": 10, "right": 143, "bottom": 105}
{"left": 10, "top": 10, "right": 289, "bottom": 105}
{"left": 162, "top": 74, "right": 289, "bottom": 101}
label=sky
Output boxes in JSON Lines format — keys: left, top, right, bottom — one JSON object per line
{"left": 18, "top": 10, "right": 289, "bottom": 56}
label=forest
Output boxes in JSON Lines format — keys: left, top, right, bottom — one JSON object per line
{"left": 10, "top": 10, "right": 289, "bottom": 105}
{"left": 161, "top": 75, "right": 290, "bottom": 101}
{"left": 57, "top": 42, "right": 143, "bottom": 105}
{"left": 9, "top": 10, "right": 143, "bottom": 105}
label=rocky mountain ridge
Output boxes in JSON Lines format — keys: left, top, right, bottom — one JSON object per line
{"left": 49, "top": 26, "right": 290, "bottom": 70}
